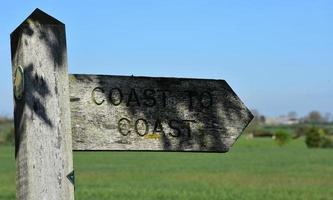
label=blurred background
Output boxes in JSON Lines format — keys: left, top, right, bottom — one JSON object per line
{"left": 1, "top": 1, "right": 332, "bottom": 199}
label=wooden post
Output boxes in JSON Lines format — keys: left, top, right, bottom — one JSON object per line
{"left": 10, "top": 9, "right": 74, "bottom": 200}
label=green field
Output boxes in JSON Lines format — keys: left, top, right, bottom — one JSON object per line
{"left": 1, "top": 137, "right": 332, "bottom": 200}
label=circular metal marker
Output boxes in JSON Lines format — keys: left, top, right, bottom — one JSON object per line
{"left": 14, "top": 65, "right": 24, "bottom": 100}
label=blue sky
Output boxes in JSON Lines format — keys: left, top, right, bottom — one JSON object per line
{"left": 1, "top": 0, "right": 332, "bottom": 117}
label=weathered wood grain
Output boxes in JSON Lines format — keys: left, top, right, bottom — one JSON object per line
{"left": 70, "top": 74, "right": 253, "bottom": 152}
{"left": 11, "top": 9, "right": 74, "bottom": 200}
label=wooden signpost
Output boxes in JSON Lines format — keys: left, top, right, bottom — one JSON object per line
{"left": 11, "top": 9, "right": 253, "bottom": 200}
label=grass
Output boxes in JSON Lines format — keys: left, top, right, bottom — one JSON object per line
{"left": 1, "top": 137, "right": 333, "bottom": 200}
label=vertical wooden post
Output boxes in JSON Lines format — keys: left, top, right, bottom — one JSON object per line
{"left": 10, "top": 9, "right": 74, "bottom": 200}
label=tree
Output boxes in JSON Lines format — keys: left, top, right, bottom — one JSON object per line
{"left": 305, "top": 127, "right": 325, "bottom": 148}
{"left": 275, "top": 130, "right": 291, "bottom": 146}
{"left": 305, "top": 111, "right": 324, "bottom": 124}
{"left": 5, "top": 128, "right": 15, "bottom": 145}
{"left": 288, "top": 111, "right": 297, "bottom": 119}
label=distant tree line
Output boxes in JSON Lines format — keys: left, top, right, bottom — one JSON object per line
{"left": 245, "top": 110, "right": 333, "bottom": 148}
{"left": 250, "top": 110, "right": 333, "bottom": 125}
{"left": 301, "top": 111, "right": 332, "bottom": 124}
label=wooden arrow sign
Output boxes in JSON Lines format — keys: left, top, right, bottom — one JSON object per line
{"left": 69, "top": 74, "right": 253, "bottom": 152}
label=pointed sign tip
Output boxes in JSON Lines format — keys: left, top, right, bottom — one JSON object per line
{"left": 27, "top": 8, "right": 64, "bottom": 25}
{"left": 11, "top": 8, "right": 64, "bottom": 38}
